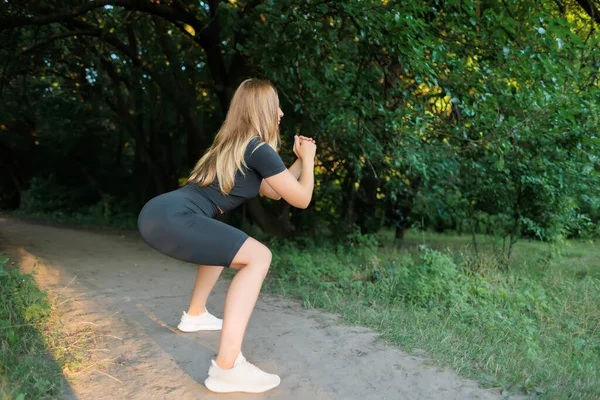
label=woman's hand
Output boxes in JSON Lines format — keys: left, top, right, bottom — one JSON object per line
{"left": 293, "top": 136, "right": 301, "bottom": 158}
{"left": 267, "top": 136, "right": 316, "bottom": 209}
{"left": 296, "top": 136, "right": 317, "bottom": 161}
{"left": 293, "top": 135, "right": 316, "bottom": 160}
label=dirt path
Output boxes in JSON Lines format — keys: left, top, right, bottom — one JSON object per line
{"left": 0, "top": 218, "right": 502, "bottom": 400}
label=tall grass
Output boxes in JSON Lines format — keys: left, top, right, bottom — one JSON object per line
{"left": 0, "top": 256, "right": 66, "bottom": 399}
{"left": 266, "top": 231, "right": 600, "bottom": 399}
{"left": 0, "top": 256, "right": 97, "bottom": 400}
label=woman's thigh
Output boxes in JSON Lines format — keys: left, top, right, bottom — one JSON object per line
{"left": 139, "top": 212, "right": 249, "bottom": 267}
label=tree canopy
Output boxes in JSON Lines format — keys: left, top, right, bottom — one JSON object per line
{"left": 1, "top": 0, "right": 599, "bottom": 250}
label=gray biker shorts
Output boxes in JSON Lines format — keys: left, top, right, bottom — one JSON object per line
{"left": 137, "top": 187, "right": 248, "bottom": 267}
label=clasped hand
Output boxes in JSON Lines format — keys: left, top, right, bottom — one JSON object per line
{"left": 293, "top": 135, "right": 317, "bottom": 161}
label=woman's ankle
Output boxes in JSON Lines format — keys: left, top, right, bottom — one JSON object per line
{"left": 186, "top": 307, "right": 207, "bottom": 316}
{"left": 215, "top": 351, "right": 241, "bottom": 370}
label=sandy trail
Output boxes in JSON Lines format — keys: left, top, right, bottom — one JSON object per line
{"left": 0, "top": 218, "right": 502, "bottom": 400}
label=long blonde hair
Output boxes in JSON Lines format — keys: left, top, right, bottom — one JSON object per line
{"left": 187, "top": 79, "right": 281, "bottom": 194}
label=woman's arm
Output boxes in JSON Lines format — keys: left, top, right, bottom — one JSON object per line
{"left": 263, "top": 139, "right": 316, "bottom": 209}
{"left": 288, "top": 158, "right": 303, "bottom": 179}
{"left": 259, "top": 136, "right": 311, "bottom": 200}
{"left": 265, "top": 158, "right": 314, "bottom": 208}
{"left": 259, "top": 158, "right": 302, "bottom": 200}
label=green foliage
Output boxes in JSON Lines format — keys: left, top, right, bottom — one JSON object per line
{"left": 396, "top": 246, "right": 462, "bottom": 308}
{"left": 22, "top": 177, "right": 71, "bottom": 213}
{"left": 1, "top": 0, "right": 599, "bottom": 243}
{"left": 0, "top": 257, "right": 65, "bottom": 399}
{"left": 12, "top": 176, "right": 138, "bottom": 229}
{"left": 267, "top": 233, "right": 600, "bottom": 398}
{"left": 246, "top": 0, "right": 600, "bottom": 241}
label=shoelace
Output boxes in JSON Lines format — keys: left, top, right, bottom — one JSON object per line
{"left": 235, "top": 354, "right": 247, "bottom": 367}
{"left": 240, "top": 359, "right": 271, "bottom": 377}
{"left": 206, "top": 312, "right": 220, "bottom": 320}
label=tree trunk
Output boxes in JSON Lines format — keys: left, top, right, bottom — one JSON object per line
{"left": 340, "top": 172, "right": 357, "bottom": 232}
{"left": 395, "top": 225, "right": 404, "bottom": 243}
{"left": 356, "top": 175, "right": 381, "bottom": 234}
{"left": 393, "top": 203, "right": 412, "bottom": 246}
{"left": 246, "top": 198, "right": 293, "bottom": 237}
{"left": 574, "top": 0, "right": 600, "bottom": 25}
{"left": 4, "top": 166, "right": 27, "bottom": 209}
{"left": 79, "top": 164, "right": 108, "bottom": 200}
{"left": 0, "top": 145, "right": 28, "bottom": 209}
{"left": 507, "top": 213, "right": 519, "bottom": 260}
{"left": 154, "top": 17, "right": 211, "bottom": 162}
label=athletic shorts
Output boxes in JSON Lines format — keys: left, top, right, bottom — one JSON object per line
{"left": 137, "top": 186, "right": 248, "bottom": 267}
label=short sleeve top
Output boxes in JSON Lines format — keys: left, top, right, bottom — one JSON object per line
{"left": 184, "top": 138, "right": 286, "bottom": 215}
{"left": 246, "top": 138, "right": 288, "bottom": 179}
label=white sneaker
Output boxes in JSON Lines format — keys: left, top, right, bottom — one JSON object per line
{"left": 204, "top": 353, "right": 281, "bottom": 393}
{"left": 177, "top": 310, "right": 222, "bottom": 332}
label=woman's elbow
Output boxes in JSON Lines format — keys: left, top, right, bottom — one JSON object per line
{"left": 298, "top": 196, "right": 312, "bottom": 209}
{"left": 261, "top": 190, "right": 281, "bottom": 201}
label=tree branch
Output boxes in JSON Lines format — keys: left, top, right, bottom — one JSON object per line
{"left": 553, "top": 0, "right": 566, "bottom": 15}
{"left": 2, "top": 1, "right": 115, "bottom": 29}
{"left": 575, "top": 0, "right": 600, "bottom": 25}
{"left": 62, "top": 20, "right": 140, "bottom": 64}
{"left": 1, "top": 0, "right": 206, "bottom": 33}
{"left": 19, "top": 31, "right": 97, "bottom": 55}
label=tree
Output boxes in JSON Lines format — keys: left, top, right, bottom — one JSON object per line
{"left": 0, "top": 0, "right": 598, "bottom": 243}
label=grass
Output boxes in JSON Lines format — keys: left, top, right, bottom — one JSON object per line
{"left": 0, "top": 255, "right": 97, "bottom": 399}
{"left": 0, "top": 255, "right": 66, "bottom": 399}
{"left": 264, "top": 230, "right": 600, "bottom": 399}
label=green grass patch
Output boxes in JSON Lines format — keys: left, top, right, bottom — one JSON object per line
{"left": 0, "top": 256, "right": 66, "bottom": 399}
{"left": 0, "top": 256, "right": 94, "bottom": 399}
{"left": 265, "top": 231, "right": 600, "bottom": 399}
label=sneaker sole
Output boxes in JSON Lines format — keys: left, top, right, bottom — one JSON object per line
{"left": 204, "top": 377, "right": 280, "bottom": 393}
{"left": 177, "top": 323, "right": 222, "bottom": 332}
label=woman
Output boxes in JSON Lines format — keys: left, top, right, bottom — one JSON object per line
{"left": 137, "top": 78, "right": 316, "bottom": 393}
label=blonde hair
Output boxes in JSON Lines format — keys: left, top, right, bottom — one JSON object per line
{"left": 187, "top": 79, "right": 281, "bottom": 194}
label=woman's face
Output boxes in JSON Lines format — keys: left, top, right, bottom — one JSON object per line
{"left": 277, "top": 107, "right": 284, "bottom": 125}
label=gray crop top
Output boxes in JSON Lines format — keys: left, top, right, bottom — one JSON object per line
{"left": 184, "top": 138, "right": 287, "bottom": 215}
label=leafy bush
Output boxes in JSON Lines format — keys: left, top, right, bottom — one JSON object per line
{"left": 10, "top": 176, "right": 138, "bottom": 229}
{"left": 22, "top": 176, "right": 71, "bottom": 213}
{"left": 267, "top": 238, "right": 600, "bottom": 397}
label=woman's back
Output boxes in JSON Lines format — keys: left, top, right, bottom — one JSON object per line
{"left": 187, "top": 138, "right": 287, "bottom": 215}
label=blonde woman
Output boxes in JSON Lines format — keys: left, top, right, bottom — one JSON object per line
{"left": 137, "top": 79, "right": 316, "bottom": 393}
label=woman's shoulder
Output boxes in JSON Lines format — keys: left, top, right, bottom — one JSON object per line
{"left": 244, "top": 136, "right": 285, "bottom": 177}
{"left": 247, "top": 136, "right": 262, "bottom": 148}
{"left": 245, "top": 137, "right": 265, "bottom": 156}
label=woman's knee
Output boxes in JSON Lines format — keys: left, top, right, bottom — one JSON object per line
{"left": 259, "top": 246, "right": 272, "bottom": 265}
{"left": 231, "top": 238, "right": 272, "bottom": 271}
